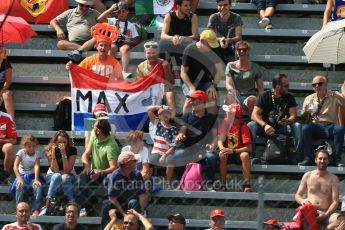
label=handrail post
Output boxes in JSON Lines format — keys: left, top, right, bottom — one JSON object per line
{"left": 257, "top": 176, "right": 264, "bottom": 230}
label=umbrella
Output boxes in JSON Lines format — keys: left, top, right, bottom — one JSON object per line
{"left": 0, "top": 14, "right": 37, "bottom": 44}
{"left": 303, "top": 19, "right": 345, "bottom": 64}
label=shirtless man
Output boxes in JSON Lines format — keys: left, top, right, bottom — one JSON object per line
{"left": 295, "top": 149, "right": 339, "bottom": 227}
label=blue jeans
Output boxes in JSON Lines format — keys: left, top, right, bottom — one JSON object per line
{"left": 100, "top": 199, "right": 140, "bottom": 230}
{"left": 16, "top": 184, "right": 43, "bottom": 211}
{"left": 300, "top": 123, "right": 345, "bottom": 164}
{"left": 168, "top": 147, "right": 218, "bottom": 182}
{"left": 247, "top": 121, "right": 302, "bottom": 159}
{"left": 46, "top": 173, "right": 76, "bottom": 202}
{"left": 78, "top": 172, "right": 105, "bottom": 210}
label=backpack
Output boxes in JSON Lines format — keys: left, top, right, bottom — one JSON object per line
{"left": 53, "top": 98, "right": 72, "bottom": 131}
{"left": 261, "top": 134, "right": 290, "bottom": 165}
{"left": 178, "top": 163, "right": 205, "bottom": 191}
{"left": 45, "top": 197, "right": 66, "bottom": 216}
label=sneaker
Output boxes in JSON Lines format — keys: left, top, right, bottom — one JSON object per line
{"left": 244, "top": 187, "right": 252, "bottom": 192}
{"left": 38, "top": 206, "right": 47, "bottom": 216}
{"left": 122, "top": 71, "right": 134, "bottom": 81}
{"left": 68, "top": 50, "right": 83, "bottom": 63}
{"left": 165, "top": 183, "right": 173, "bottom": 191}
{"left": 258, "top": 17, "right": 270, "bottom": 28}
{"left": 80, "top": 208, "right": 87, "bottom": 217}
{"left": 265, "top": 24, "right": 273, "bottom": 30}
{"left": 32, "top": 210, "right": 40, "bottom": 216}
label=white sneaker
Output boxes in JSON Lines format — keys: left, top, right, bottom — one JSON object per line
{"left": 80, "top": 208, "right": 87, "bottom": 217}
{"left": 38, "top": 206, "right": 46, "bottom": 216}
{"left": 122, "top": 71, "right": 134, "bottom": 81}
{"left": 265, "top": 24, "right": 273, "bottom": 30}
{"left": 258, "top": 17, "right": 270, "bottom": 28}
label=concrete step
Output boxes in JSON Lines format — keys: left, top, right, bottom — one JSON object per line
{"left": 198, "top": 16, "right": 322, "bottom": 30}
{"left": 11, "top": 64, "right": 345, "bottom": 84}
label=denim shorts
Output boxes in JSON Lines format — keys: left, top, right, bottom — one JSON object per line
{"left": 252, "top": 0, "right": 278, "bottom": 10}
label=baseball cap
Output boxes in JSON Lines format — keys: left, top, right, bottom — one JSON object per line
{"left": 93, "top": 104, "right": 108, "bottom": 116}
{"left": 75, "top": 0, "right": 93, "bottom": 6}
{"left": 115, "top": 2, "right": 129, "bottom": 12}
{"left": 200, "top": 30, "right": 219, "bottom": 48}
{"left": 167, "top": 213, "right": 186, "bottom": 226}
{"left": 186, "top": 90, "right": 208, "bottom": 102}
{"left": 210, "top": 209, "right": 225, "bottom": 218}
{"left": 118, "top": 151, "right": 139, "bottom": 165}
{"left": 222, "top": 103, "right": 243, "bottom": 118}
{"left": 264, "top": 219, "right": 279, "bottom": 227}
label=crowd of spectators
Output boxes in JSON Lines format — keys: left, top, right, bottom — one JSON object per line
{"left": 1, "top": 0, "right": 345, "bottom": 229}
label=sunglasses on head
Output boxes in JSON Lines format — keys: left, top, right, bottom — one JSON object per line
{"left": 312, "top": 82, "right": 324, "bottom": 87}
{"left": 79, "top": 3, "right": 91, "bottom": 8}
{"left": 144, "top": 44, "right": 158, "bottom": 49}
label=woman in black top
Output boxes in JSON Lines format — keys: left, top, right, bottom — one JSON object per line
{"left": 42, "top": 131, "right": 77, "bottom": 213}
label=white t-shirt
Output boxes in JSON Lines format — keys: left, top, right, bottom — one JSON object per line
{"left": 121, "top": 145, "right": 149, "bottom": 171}
{"left": 16, "top": 149, "right": 43, "bottom": 174}
{"left": 107, "top": 18, "right": 139, "bottom": 40}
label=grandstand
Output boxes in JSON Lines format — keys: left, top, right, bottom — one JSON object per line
{"left": 1, "top": 0, "right": 345, "bottom": 229}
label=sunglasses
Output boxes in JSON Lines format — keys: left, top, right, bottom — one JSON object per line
{"left": 237, "top": 48, "right": 248, "bottom": 52}
{"left": 144, "top": 44, "right": 158, "bottom": 49}
{"left": 124, "top": 221, "right": 136, "bottom": 226}
{"left": 79, "top": 3, "right": 91, "bottom": 8}
{"left": 312, "top": 82, "right": 324, "bottom": 87}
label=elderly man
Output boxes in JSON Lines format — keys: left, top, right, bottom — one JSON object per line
{"left": 50, "top": 0, "right": 100, "bottom": 54}
{"left": 207, "top": 0, "right": 243, "bottom": 63}
{"left": 168, "top": 213, "right": 186, "bottom": 230}
{"left": 299, "top": 75, "right": 345, "bottom": 166}
{"left": 181, "top": 29, "right": 223, "bottom": 114}
{"left": 173, "top": 90, "right": 218, "bottom": 185}
{"left": 248, "top": 74, "right": 301, "bottom": 160}
{"left": 100, "top": 151, "right": 147, "bottom": 229}
{"left": 79, "top": 119, "right": 119, "bottom": 217}
{"left": 2, "top": 202, "right": 42, "bottom": 230}
{"left": 104, "top": 209, "right": 153, "bottom": 230}
{"left": 53, "top": 202, "right": 85, "bottom": 230}
{"left": 295, "top": 149, "right": 339, "bottom": 228}
{"left": 136, "top": 41, "right": 176, "bottom": 116}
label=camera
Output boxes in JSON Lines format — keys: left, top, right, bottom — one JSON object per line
{"left": 114, "top": 34, "right": 126, "bottom": 47}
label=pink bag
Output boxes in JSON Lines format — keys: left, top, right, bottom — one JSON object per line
{"left": 178, "top": 163, "right": 205, "bottom": 191}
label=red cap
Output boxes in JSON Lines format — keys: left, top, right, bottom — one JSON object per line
{"left": 187, "top": 90, "right": 208, "bottom": 102}
{"left": 210, "top": 209, "right": 225, "bottom": 218}
{"left": 93, "top": 104, "right": 108, "bottom": 116}
{"left": 264, "top": 219, "right": 279, "bottom": 227}
{"left": 222, "top": 103, "right": 243, "bottom": 118}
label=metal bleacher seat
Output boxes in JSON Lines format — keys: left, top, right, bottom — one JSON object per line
{"left": 7, "top": 48, "right": 309, "bottom": 64}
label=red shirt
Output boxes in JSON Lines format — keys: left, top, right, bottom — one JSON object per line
{"left": 0, "top": 112, "right": 17, "bottom": 140}
{"left": 218, "top": 118, "right": 251, "bottom": 149}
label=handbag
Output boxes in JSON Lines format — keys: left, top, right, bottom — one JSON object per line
{"left": 261, "top": 134, "right": 290, "bottom": 164}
